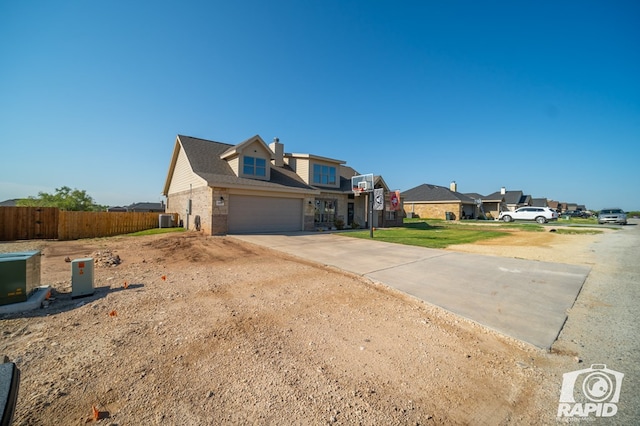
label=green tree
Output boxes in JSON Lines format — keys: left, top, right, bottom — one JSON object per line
{"left": 17, "top": 186, "right": 107, "bottom": 211}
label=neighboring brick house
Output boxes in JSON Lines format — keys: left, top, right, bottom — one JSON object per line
{"left": 547, "top": 200, "right": 560, "bottom": 212}
{"left": 402, "top": 182, "right": 478, "bottom": 220}
{"left": 530, "top": 198, "right": 548, "bottom": 208}
{"left": 162, "top": 134, "right": 401, "bottom": 234}
{"left": 483, "top": 187, "right": 532, "bottom": 213}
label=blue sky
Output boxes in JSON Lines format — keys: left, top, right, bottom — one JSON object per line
{"left": 1, "top": 1, "right": 639, "bottom": 211}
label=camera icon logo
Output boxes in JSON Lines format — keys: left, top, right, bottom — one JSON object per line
{"left": 558, "top": 364, "right": 624, "bottom": 418}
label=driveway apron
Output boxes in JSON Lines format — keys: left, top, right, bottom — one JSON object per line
{"left": 232, "top": 233, "right": 590, "bottom": 349}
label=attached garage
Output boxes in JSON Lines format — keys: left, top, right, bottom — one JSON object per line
{"left": 228, "top": 195, "right": 304, "bottom": 233}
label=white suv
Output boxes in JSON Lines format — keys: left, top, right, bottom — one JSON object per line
{"left": 498, "top": 207, "right": 558, "bottom": 224}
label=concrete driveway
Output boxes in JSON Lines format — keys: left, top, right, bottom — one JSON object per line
{"left": 232, "top": 232, "right": 590, "bottom": 349}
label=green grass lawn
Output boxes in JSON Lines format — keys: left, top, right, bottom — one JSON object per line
{"left": 126, "top": 227, "right": 186, "bottom": 237}
{"left": 341, "top": 218, "right": 603, "bottom": 248}
{"left": 553, "top": 228, "right": 603, "bottom": 235}
{"left": 341, "top": 221, "right": 509, "bottom": 249}
{"left": 557, "top": 217, "right": 599, "bottom": 225}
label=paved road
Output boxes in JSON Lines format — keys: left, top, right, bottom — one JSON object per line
{"left": 232, "top": 232, "right": 590, "bottom": 349}
{"left": 553, "top": 219, "right": 640, "bottom": 423}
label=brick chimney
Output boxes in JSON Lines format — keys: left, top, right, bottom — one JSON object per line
{"left": 269, "top": 137, "right": 284, "bottom": 167}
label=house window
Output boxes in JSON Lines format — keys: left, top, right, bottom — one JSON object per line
{"left": 314, "top": 199, "right": 336, "bottom": 225}
{"left": 312, "top": 164, "right": 336, "bottom": 185}
{"left": 243, "top": 156, "right": 266, "bottom": 177}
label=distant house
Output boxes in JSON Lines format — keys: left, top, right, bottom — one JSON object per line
{"left": 0, "top": 199, "right": 19, "bottom": 207}
{"left": 566, "top": 203, "right": 578, "bottom": 212}
{"left": 530, "top": 198, "right": 548, "bottom": 208}
{"left": 128, "top": 202, "right": 165, "bottom": 212}
{"left": 402, "top": 182, "right": 477, "bottom": 220}
{"left": 161, "top": 134, "right": 401, "bottom": 234}
{"left": 106, "top": 203, "right": 165, "bottom": 212}
{"left": 547, "top": 200, "right": 560, "bottom": 212}
{"left": 483, "top": 187, "right": 531, "bottom": 213}
{"left": 106, "top": 206, "right": 128, "bottom": 212}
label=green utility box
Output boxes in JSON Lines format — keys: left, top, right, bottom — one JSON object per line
{"left": 0, "top": 251, "right": 41, "bottom": 306}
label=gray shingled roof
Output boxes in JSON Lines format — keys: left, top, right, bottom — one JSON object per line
{"left": 463, "top": 192, "right": 484, "bottom": 201}
{"left": 128, "top": 202, "right": 165, "bottom": 211}
{"left": 484, "top": 190, "right": 527, "bottom": 204}
{"left": 530, "top": 198, "right": 548, "bottom": 207}
{"left": 401, "top": 184, "right": 475, "bottom": 203}
{"left": 177, "top": 135, "right": 319, "bottom": 192}
{"left": 0, "top": 199, "right": 18, "bottom": 207}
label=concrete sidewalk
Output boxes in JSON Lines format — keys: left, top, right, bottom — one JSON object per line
{"left": 232, "top": 232, "right": 590, "bottom": 349}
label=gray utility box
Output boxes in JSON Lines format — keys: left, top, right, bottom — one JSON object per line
{"left": 0, "top": 251, "right": 41, "bottom": 306}
{"left": 71, "top": 258, "right": 95, "bottom": 298}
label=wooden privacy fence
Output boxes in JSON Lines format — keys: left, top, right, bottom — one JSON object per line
{"left": 0, "top": 207, "right": 178, "bottom": 241}
{"left": 57, "top": 211, "right": 177, "bottom": 240}
{"left": 0, "top": 207, "right": 59, "bottom": 240}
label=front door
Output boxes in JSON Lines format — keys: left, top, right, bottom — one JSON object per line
{"left": 347, "top": 202, "right": 354, "bottom": 226}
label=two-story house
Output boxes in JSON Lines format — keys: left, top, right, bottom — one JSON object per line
{"left": 162, "top": 134, "right": 401, "bottom": 234}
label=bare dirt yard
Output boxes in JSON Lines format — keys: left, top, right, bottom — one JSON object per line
{"left": 0, "top": 228, "right": 606, "bottom": 425}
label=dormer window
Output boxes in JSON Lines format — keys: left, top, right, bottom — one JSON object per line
{"left": 313, "top": 164, "right": 336, "bottom": 185}
{"left": 243, "top": 156, "right": 266, "bottom": 177}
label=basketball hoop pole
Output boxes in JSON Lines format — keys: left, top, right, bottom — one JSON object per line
{"left": 369, "top": 191, "right": 373, "bottom": 238}
{"left": 351, "top": 174, "right": 375, "bottom": 237}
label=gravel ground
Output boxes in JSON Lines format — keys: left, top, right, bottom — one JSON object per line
{"left": 552, "top": 218, "right": 640, "bottom": 424}
{"left": 0, "top": 223, "right": 637, "bottom": 425}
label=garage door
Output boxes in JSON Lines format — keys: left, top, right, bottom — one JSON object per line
{"left": 228, "top": 195, "right": 303, "bottom": 233}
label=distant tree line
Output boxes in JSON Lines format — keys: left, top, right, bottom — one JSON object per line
{"left": 17, "top": 186, "right": 107, "bottom": 211}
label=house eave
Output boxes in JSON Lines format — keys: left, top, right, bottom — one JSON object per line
{"left": 285, "top": 153, "right": 346, "bottom": 165}
{"left": 210, "top": 182, "right": 319, "bottom": 195}
{"left": 162, "top": 137, "right": 183, "bottom": 196}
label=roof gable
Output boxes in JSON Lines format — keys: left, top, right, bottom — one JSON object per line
{"left": 374, "top": 175, "right": 390, "bottom": 191}
{"left": 220, "top": 135, "right": 274, "bottom": 160}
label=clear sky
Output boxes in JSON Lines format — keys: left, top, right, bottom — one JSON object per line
{"left": 1, "top": 1, "right": 639, "bottom": 211}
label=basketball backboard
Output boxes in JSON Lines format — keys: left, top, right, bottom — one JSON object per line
{"left": 351, "top": 174, "right": 374, "bottom": 194}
